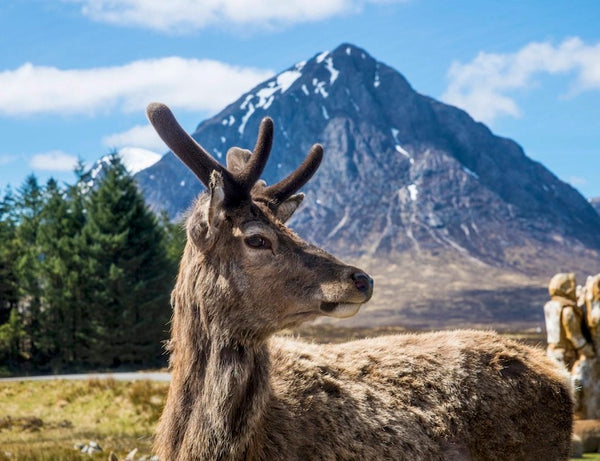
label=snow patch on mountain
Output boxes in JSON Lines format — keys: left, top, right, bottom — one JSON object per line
{"left": 408, "top": 184, "right": 418, "bottom": 201}
{"left": 235, "top": 66, "right": 305, "bottom": 133}
{"left": 463, "top": 166, "right": 479, "bottom": 179}
{"left": 222, "top": 115, "right": 235, "bottom": 126}
{"left": 324, "top": 57, "right": 339, "bottom": 85}
{"left": 316, "top": 51, "right": 329, "bottom": 63}
{"left": 239, "top": 98, "right": 255, "bottom": 135}
{"left": 313, "top": 79, "right": 329, "bottom": 98}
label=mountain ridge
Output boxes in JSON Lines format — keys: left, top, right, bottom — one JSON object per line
{"left": 135, "top": 43, "right": 600, "bottom": 329}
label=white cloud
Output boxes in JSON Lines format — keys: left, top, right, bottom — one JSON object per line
{"left": 442, "top": 37, "right": 600, "bottom": 124}
{"left": 29, "top": 151, "right": 79, "bottom": 171}
{"left": 0, "top": 155, "right": 17, "bottom": 166}
{"left": 118, "top": 147, "right": 161, "bottom": 174}
{"left": 103, "top": 124, "right": 166, "bottom": 151}
{"left": 0, "top": 57, "right": 273, "bottom": 116}
{"left": 67, "top": 0, "right": 406, "bottom": 32}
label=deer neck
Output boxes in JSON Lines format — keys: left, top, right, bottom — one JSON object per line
{"left": 160, "top": 274, "right": 272, "bottom": 461}
{"left": 196, "top": 337, "right": 271, "bottom": 460}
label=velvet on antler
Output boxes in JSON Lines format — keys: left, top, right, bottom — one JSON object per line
{"left": 146, "top": 102, "right": 272, "bottom": 206}
{"left": 146, "top": 102, "right": 323, "bottom": 209}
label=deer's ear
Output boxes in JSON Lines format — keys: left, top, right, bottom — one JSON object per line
{"left": 207, "top": 171, "right": 226, "bottom": 231}
{"left": 226, "top": 148, "right": 252, "bottom": 173}
{"left": 275, "top": 193, "right": 304, "bottom": 223}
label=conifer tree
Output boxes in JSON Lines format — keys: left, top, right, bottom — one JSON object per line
{"left": 36, "top": 178, "right": 87, "bottom": 368}
{"left": 0, "top": 188, "right": 22, "bottom": 368}
{"left": 0, "top": 188, "right": 18, "bottom": 324}
{"left": 66, "top": 165, "right": 94, "bottom": 366}
{"left": 0, "top": 308, "right": 24, "bottom": 369}
{"left": 82, "top": 154, "right": 171, "bottom": 367}
{"left": 13, "top": 175, "right": 44, "bottom": 362}
{"left": 158, "top": 211, "right": 186, "bottom": 270}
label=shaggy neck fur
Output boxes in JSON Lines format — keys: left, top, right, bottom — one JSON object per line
{"left": 154, "top": 248, "right": 271, "bottom": 461}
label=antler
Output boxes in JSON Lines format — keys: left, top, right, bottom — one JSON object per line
{"left": 262, "top": 144, "right": 323, "bottom": 205}
{"left": 146, "top": 102, "right": 273, "bottom": 205}
{"left": 146, "top": 102, "right": 323, "bottom": 208}
{"left": 146, "top": 103, "right": 231, "bottom": 188}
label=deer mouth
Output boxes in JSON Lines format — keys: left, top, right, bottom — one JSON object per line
{"left": 319, "top": 301, "right": 362, "bottom": 318}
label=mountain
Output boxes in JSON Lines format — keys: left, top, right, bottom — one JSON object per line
{"left": 135, "top": 43, "right": 600, "bottom": 329}
{"left": 591, "top": 198, "right": 600, "bottom": 216}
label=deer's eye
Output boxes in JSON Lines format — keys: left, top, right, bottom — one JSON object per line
{"left": 244, "top": 235, "right": 272, "bottom": 250}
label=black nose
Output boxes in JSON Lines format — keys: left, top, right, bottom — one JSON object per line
{"left": 352, "top": 272, "right": 374, "bottom": 295}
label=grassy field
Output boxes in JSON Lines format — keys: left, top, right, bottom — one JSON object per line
{"left": 0, "top": 378, "right": 168, "bottom": 460}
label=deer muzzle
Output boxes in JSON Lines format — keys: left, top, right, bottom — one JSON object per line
{"left": 352, "top": 272, "right": 374, "bottom": 299}
{"left": 318, "top": 269, "right": 374, "bottom": 318}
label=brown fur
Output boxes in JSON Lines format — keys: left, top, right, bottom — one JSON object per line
{"left": 148, "top": 106, "right": 573, "bottom": 461}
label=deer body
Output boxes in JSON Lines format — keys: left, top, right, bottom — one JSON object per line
{"left": 159, "top": 324, "right": 572, "bottom": 460}
{"left": 147, "top": 104, "right": 573, "bottom": 461}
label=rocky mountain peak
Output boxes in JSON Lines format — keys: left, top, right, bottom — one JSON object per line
{"left": 136, "top": 43, "right": 600, "bottom": 274}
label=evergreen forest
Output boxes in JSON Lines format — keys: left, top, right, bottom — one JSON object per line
{"left": 0, "top": 154, "right": 185, "bottom": 375}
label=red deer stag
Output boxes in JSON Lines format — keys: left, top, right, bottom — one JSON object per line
{"left": 147, "top": 103, "right": 573, "bottom": 461}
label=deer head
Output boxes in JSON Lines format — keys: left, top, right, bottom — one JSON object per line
{"left": 147, "top": 103, "right": 373, "bottom": 341}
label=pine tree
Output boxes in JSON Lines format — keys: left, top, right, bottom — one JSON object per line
{"left": 0, "top": 188, "right": 22, "bottom": 368}
{"left": 13, "top": 175, "right": 44, "bottom": 362}
{"left": 0, "top": 308, "right": 25, "bottom": 370}
{"left": 66, "top": 166, "right": 93, "bottom": 367}
{"left": 34, "top": 178, "right": 64, "bottom": 364}
{"left": 35, "top": 178, "right": 87, "bottom": 368}
{"left": 158, "top": 210, "right": 186, "bottom": 270}
{"left": 0, "top": 187, "right": 19, "bottom": 324}
{"left": 82, "top": 154, "right": 171, "bottom": 367}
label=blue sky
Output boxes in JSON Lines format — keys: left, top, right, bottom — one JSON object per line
{"left": 0, "top": 0, "right": 599, "bottom": 198}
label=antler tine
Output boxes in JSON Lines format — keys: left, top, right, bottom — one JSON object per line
{"left": 237, "top": 117, "right": 273, "bottom": 193}
{"left": 264, "top": 143, "right": 323, "bottom": 204}
{"left": 146, "top": 103, "right": 232, "bottom": 188}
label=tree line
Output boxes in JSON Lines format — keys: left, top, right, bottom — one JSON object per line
{"left": 0, "top": 154, "right": 185, "bottom": 374}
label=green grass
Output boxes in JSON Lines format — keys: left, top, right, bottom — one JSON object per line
{"left": 0, "top": 378, "right": 168, "bottom": 460}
